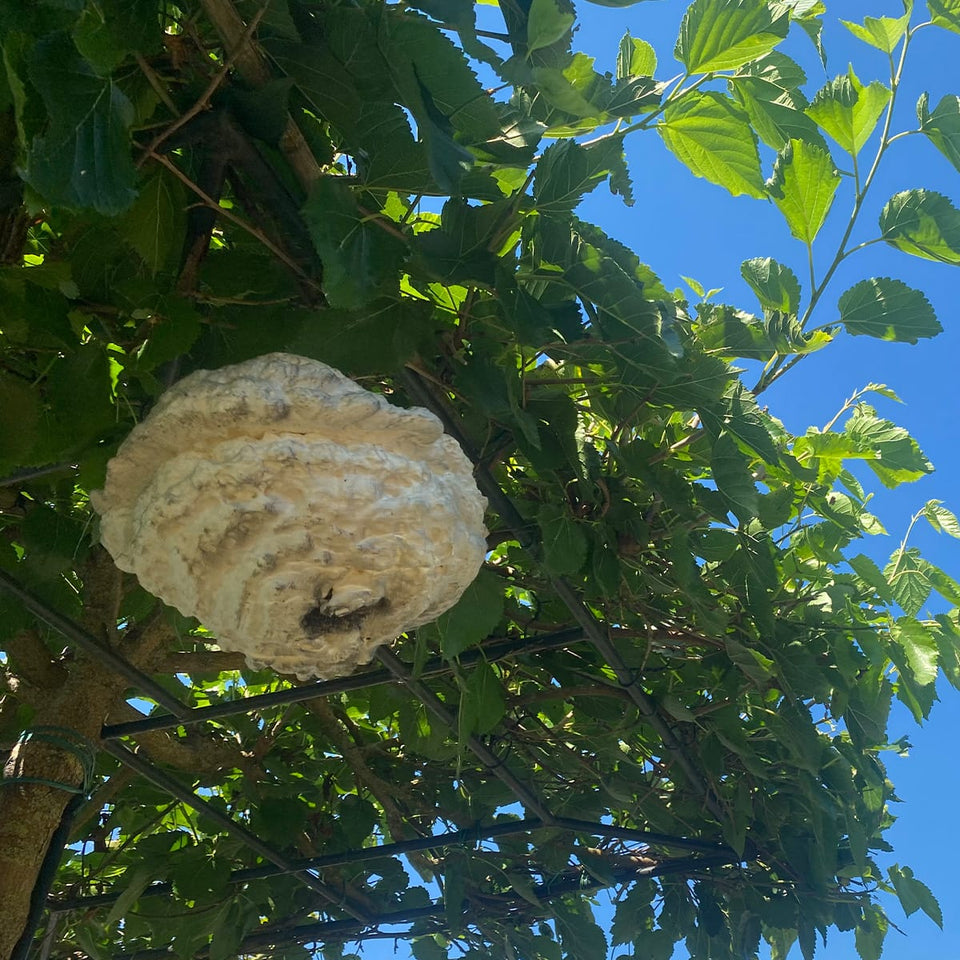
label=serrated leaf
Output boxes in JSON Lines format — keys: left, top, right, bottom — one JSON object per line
{"left": 879, "top": 189, "right": 960, "bottom": 263}
{"left": 617, "top": 32, "right": 656, "bottom": 79}
{"left": 844, "top": 406, "right": 933, "bottom": 487}
{"left": 534, "top": 138, "right": 626, "bottom": 212}
{"left": 432, "top": 568, "right": 505, "bottom": 659}
{"left": 538, "top": 503, "right": 589, "bottom": 576}
{"left": 889, "top": 864, "right": 943, "bottom": 927}
{"left": 841, "top": 12, "right": 910, "bottom": 53}
{"left": 741, "top": 257, "right": 801, "bottom": 312}
{"left": 459, "top": 661, "right": 507, "bottom": 735}
{"left": 849, "top": 553, "right": 896, "bottom": 604}
{"left": 928, "top": 0, "right": 960, "bottom": 33}
{"left": 711, "top": 430, "right": 759, "bottom": 521}
{"left": 838, "top": 278, "right": 942, "bottom": 344}
{"left": 806, "top": 67, "right": 891, "bottom": 155}
{"left": 728, "top": 70, "right": 827, "bottom": 152}
{"left": 766, "top": 138, "right": 840, "bottom": 243}
{"left": 918, "top": 93, "right": 960, "bottom": 172}
{"left": 527, "top": 0, "right": 574, "bottom": 53}
{"left": 25, "top": 32, "right": 137, "bottom": 214}
{"left": 302, "top": 178, "right": 407, "bottom": 307}
{"left": 659, "top": 91, "right": 765, "bottom": 198}
{"left": 854, "top": 906, "right": 888, "bottom": 960}
{"left": 891, "top": 617, "right": 939, "bottom": 685}
{"left": 923, "top": 499, "right": 960, "bottom": 538}
{"left": 885, "top": 548, "right": 933, "bottom": 617}
{"left": 676, "top": 0, "right": 790, "bottom": 74}
{"left": 119, "top": 170, "right": 186, "bottom": 274}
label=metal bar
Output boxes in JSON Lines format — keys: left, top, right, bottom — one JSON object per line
{"left": 0, "top": 570, "right": 192, "bottom": 720}
{"left": 101, "top": 628, "right": 587, "bottom": 739}
{"left": 113, "top": 852, "right": 740, "bottom": 958}
{"left": 100, "top": 740, "right": 369, "bottom": 922}
{"left": 375, "top": 647, "right": 556, "bottom": 824}
{"left": 51, "top": 814, "right": 733, "bottom": 913}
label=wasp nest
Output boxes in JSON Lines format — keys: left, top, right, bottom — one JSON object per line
{"left": 91, "top": 353, "right": 487, "bottom": 679}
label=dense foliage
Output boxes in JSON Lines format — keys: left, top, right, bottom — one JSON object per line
{"left": 2, "top": 0, "right": 960, "bottom": 958}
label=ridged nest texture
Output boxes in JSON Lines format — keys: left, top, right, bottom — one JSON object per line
{"left": 91, "top": 353, "right": 488, "bottom": 679}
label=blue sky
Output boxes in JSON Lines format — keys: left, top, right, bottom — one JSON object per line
{"left": 347, "top": 2, "right": 960, "bottom": 957}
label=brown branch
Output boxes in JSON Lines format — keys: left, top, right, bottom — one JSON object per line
{"left": 200, "top": 0, "right": 321, "bottom": 189}
{"left": 137, "top": 4, "right": 269, "bottom": 166}
{"left": 142, "top": 146, "right": 320, "bottom": 291}
{"left": 134, "top": 53, "right": 179, "bottom": 117}
{"left": 2, "top": 630, "right": 68, "bottom": 693}
{"left": 103, "top": 702, "right": 256, "bottom": 780}
{"left": 152, "top": 650, "right": 249, "bottom": 675}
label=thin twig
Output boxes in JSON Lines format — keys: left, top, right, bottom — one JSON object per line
{"left": 142, "top": 146, "right": 320, "bottom": 290}
{"left": 137, "top": 4, "right": 268, "bottom": 167}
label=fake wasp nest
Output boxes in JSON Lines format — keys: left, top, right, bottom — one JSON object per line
{"left": 91, "top": 353, "right": 487, "bottom": 679}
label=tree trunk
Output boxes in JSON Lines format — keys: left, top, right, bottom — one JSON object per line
{"left": 0, "top": 656, "right": 128, "bottom": 959}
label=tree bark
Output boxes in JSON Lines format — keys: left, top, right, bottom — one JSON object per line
{"left": 0, "top": 655, "right": 128, "bottom": 960}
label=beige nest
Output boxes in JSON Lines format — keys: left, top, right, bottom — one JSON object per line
{"left": 91, "top": 353, "right": 487, "bottom": 679}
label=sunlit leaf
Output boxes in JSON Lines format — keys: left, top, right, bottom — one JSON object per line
{"left": 806, "top": 67, "right": 891, "bottom": 155}
{"left": 659, "top": 91, "right": 765, "bottom": 197}
{"left": 741, "top": 257, "right": 801, "bottom": 313}
{"left": 617, "top": 31, "right": 657, "bottom": 78}
{"left": 879, "top": 189, "right": 960, "bottom": 263}
{"left": 766, "top": 138, "right": 840, "bottom": 244}
{"left": 918, "top": 92, "right": 960, "bottom": 172}
{"left": 841, "top": 11, "right": 910, "bottom": 53}
{"left": 676, "top": 0, "right": 790, "bottom": 73}
{"left": 838, "top": 277, "right": 942, "bottom": 343}
{"left": 527, "top": 0, "right": 575, "bottom": 53}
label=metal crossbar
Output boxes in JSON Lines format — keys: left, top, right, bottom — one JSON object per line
{"left": 50, "top": 815, "right": 733, "bottom": 913}
{"left": 101, "top": 627, "right": 587, "bottom": 739}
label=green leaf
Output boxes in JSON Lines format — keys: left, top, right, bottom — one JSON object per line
{"left": 888, "top": 864, "right": 943, "bottom": 927}
{"left": 430, "top": 568, "right": 505, "bottom": 660}
{"left": 922, "top": 499, "right": 960, "bottom": 538}
{"left": 676, "top": 0, "right": 790, "bottom": 74}
{"left": 884, "top": 548, "right": 933, "bottom": 617}
{"left": 854, "top": 906, "right": 888, "bottom": 960}
{"left": 879, "top": 189, "right": 960, "bottom": 263}
{"left": 71, "top": 0, "right": 161, "bottom": 73}
{"left": 534, "top": 138, "right": 628, "bottom": 212}
{"left": 841, "top": 11, "right": 910, "bottom": 53}
{"left": 617, "top": 32, "right": 657, "bottom": 79}
{"left": 741, "top": 257, "right": 801, "bottom": 313}
{"left": 459, "top": 661, "right": 507, "bottom": 735}
{"left": 844, "top": 405, "right": 933, "bottom": 487}
{"left": 538, "top": 503, "right": 589, "bottom": 576}
{"left": 918, "top": 93, "right": 960, "bottom": 172}
{"left": 928, "top": 0, "right": 960, "bottom": 33}
{"left": 658, "top": 91, "right": 765, "bottom": 198}
{"left": 711, "top": 430, "right": 759, "bottom": 522}
{"left": 849, "top": 553, "right": 896, "bottom": 605}
{"left": 728, "top": 64, "right": 827, "bottom": 152}
{"left": 527, "top": 0, "right": 574, "bottom": 53}
{"left": 838, "top": 278, "right": 941, "bottom": 344}
{"left": 806, "top": 67, "right": 891, "bottom": 155}
{"left": 104, "top": 865, "right": 155, "bottom": 925}
{"left": 891, "top": 617, "right": 939, "bottom": 685}
{"left": 302, "top": 178, "right": 407, "bottom": 308}
{"left": 119, "top": 170, "right": 186, "bottom": 274}
{"left": 25, "top": 32, "right": 137, "bottom": 214}
{"left": 766, "top": 138, "right": 840, "bottom": 244}
{"left": 0, "top": 377, "right": 40, "bottom": 471}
